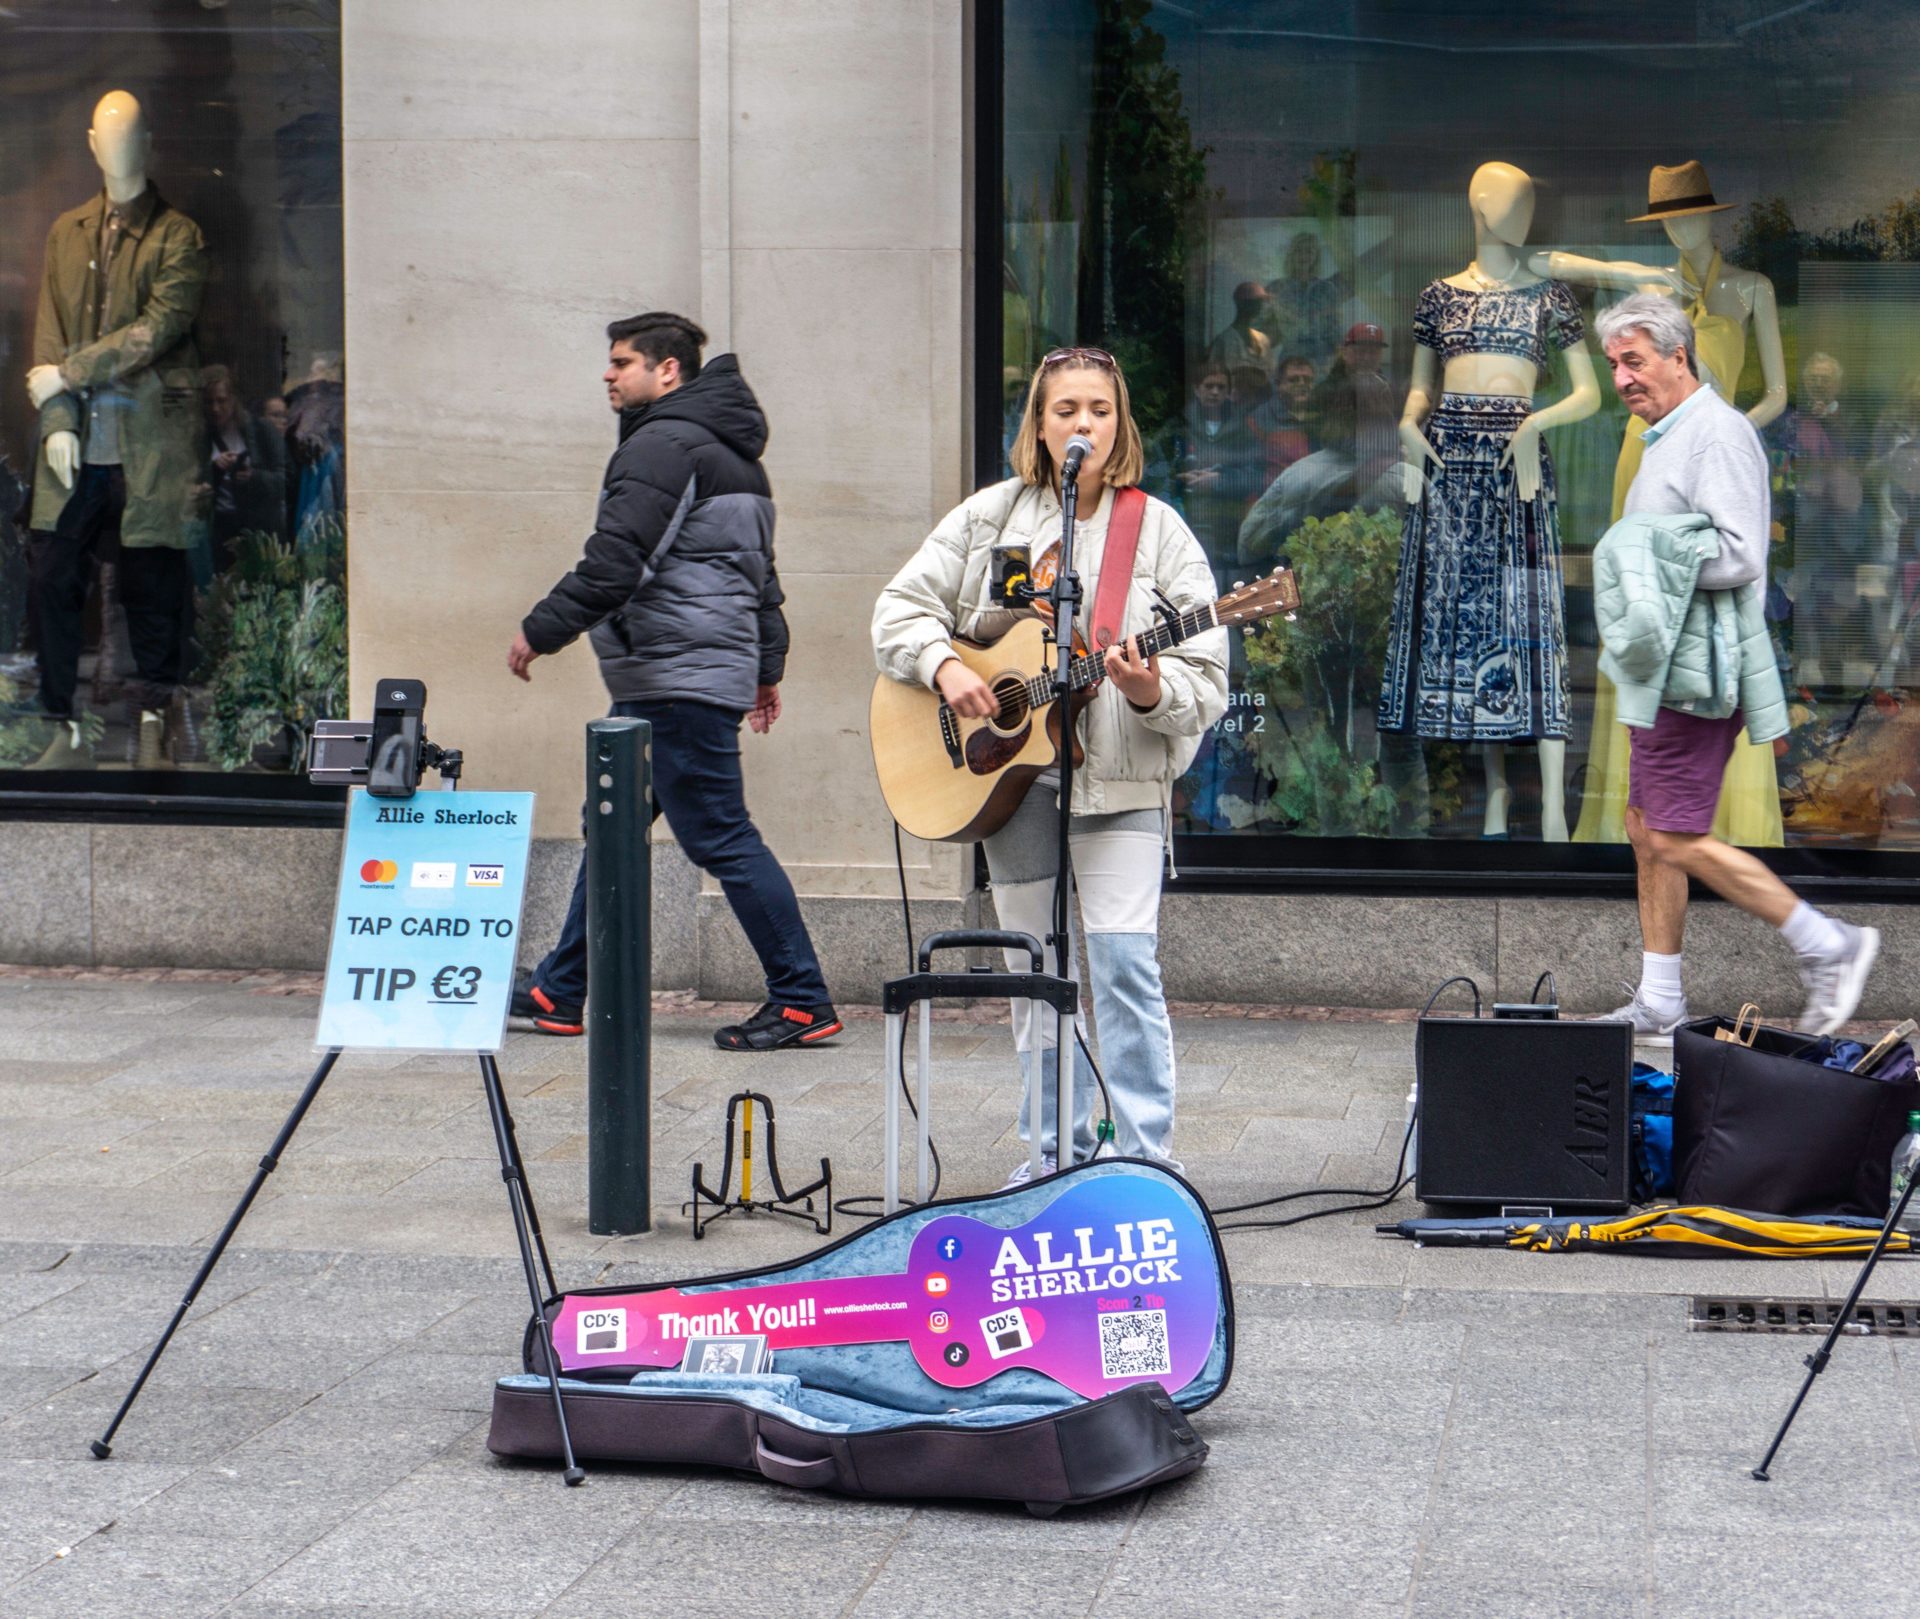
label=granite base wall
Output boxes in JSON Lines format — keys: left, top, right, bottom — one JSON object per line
{"left": 2, "top": 819, "right": 1913, "bottom": 1018}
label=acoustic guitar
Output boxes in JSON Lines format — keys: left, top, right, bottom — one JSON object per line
{"left": 869, "top": 567, "right": 1301, "bottom": 843}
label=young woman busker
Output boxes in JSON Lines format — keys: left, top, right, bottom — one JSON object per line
{"left": 872, "top": 348, "right": 1228, "bottom": 1183}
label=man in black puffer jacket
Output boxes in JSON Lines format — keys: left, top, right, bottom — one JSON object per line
{"left": 507, "top": 312, "right": 839, "bottom": 1051}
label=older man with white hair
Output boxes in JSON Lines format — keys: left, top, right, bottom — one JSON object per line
{"left": 1595, "top": 294, "right": 1878, "bottom": 1038}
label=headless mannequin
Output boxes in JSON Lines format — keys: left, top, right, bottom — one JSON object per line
{"left": 1532, "top": 213, "right": 1786, "bottom": 431}
{"left": 25, "top": 91, "right": 153, "bottom": 489}
{"left": 1399, "top": 162, "right": 1601, "bottom": 840}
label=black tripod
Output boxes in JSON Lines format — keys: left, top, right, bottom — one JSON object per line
{"left": 1751, "top": 1170, "right": 1918, "bottom": 1481}
{"left": 89, "top": 1048, "right": 586, "bottom": 1485}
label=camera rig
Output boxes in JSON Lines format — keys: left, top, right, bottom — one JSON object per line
{"left": 307, "top": 678, "right": 462, "bottom": 797}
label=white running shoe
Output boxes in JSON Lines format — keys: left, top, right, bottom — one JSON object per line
{"left": 1594, "top": 984, "right": 1689, "bottom": 1048}
{"left": 1001, "top": 1153, "right": 1057, "bottom": 1190}
{"left": 1796, "top": 924, "right": 1881, "bottom": 1036}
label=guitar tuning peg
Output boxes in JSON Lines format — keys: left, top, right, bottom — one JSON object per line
{"left": 1233, "top": 580, "right": 1245, "bottom": 591}
{"left": 1285, "top": 612, "right": 1297, "bottom": 622}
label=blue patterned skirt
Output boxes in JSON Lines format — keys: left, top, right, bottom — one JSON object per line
{"left": 1377, "top": 393, "right": 1570, "bottom": 742}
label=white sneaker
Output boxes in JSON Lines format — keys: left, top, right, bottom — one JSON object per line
{"left": 1001, "top": 1153, "right": 1057, "bottom": 1189}
{"left": 1593, "top": 984, "right": 1688, "bottom": 1048}
{"left": 1797, "top": 924, "right": 1881, "bottom": 1036}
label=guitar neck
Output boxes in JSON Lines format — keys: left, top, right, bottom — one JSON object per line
{"left": 1018, "top": 602, "right": 1220, "bottom": 712}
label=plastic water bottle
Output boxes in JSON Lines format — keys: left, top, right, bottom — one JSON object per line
{"left": 1892, "top": 1111, "right": 1920, "bottom": 1230}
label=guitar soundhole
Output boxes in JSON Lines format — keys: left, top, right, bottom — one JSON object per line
{"left": 986, "top": 678, "right": 1031, "bottom": 732}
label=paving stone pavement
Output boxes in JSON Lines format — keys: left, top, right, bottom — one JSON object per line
{"left": 3, "top": 970, "right": 1917, "bottom": 1617}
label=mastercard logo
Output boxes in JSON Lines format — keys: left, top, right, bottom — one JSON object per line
{"left": 359, "top": 859, "right": 398, "bottom": 883}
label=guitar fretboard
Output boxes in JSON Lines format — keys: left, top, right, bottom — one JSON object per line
{"left": 1012, "top": 602, "right": 1219, "bottom": 715}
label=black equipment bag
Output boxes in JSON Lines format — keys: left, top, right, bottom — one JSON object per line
{"left": 1673, "top": 1015, "right": 1920, "bottom": 1218}
{"left": 488, "top": 1159, "right": 1232, "bottom": 1514}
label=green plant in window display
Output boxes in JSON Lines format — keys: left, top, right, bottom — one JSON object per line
{"left": 195, "top": 523, "right": 346, "bottom": 771}
{"left": 1240, "top": 505, "right": 1405, "bottom": 834}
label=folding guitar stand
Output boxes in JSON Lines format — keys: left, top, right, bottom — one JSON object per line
{"left": 90, "top": 1047, "right": 587, "bottom": 1486}
{"left": 686, "top": 1090, "right": 832, "bottom": 1239}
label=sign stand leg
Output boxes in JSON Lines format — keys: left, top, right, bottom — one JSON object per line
{"left": 91, "top": 1047, "right": 345, "bottom": 1460}
{"left": 478, "top": 1053, "right": 583, "bottom": 1484}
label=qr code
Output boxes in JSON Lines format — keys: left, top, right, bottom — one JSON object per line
{"left": 1097, "top": 1309, "right": 1171, "bottom": 1379}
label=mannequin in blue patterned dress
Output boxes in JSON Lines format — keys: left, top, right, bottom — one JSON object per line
{"left": 1378, "top": 162, "right": 1601, "bottom": 840}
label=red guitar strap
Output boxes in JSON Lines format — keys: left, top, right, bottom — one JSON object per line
{"left": 1089, "top": 486, "right": 1148, "bottom": 651}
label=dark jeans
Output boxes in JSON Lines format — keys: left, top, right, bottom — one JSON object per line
{"left": 533, "top": 699, "right": 831, "bottom": 1008}
{"left": 28, "top": 464, "right": 192, "bottom": 715}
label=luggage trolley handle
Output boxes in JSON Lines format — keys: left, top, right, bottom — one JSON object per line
{"left": 882, "top": 931, "right": 1077, "bottom": 1213}
{"left": 917, "top": 929, "right": 1045, "bottom": 973}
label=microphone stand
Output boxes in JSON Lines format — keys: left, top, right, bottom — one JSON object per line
{"left": 1035, "top": 462, "right": 1085, "bottom": 1180}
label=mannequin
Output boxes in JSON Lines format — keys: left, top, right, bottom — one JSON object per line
{"left": 1379, "top": 162, "right": 1601, "bottom": 840}
{"left": 23, "top": 90, "right": 208, "bottom": 767}
{"left": 1535, "top": 160, "right": 1786, "bottom": 848}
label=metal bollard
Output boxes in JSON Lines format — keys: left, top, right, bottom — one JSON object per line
{"left": 586, "top": 717, "right": 651, "bottom": 1234}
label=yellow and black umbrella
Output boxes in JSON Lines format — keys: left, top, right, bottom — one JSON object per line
{"left": 1384, "top": 1206, "right": 1915, "bottom": 1258}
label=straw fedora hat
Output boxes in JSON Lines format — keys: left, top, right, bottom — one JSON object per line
{"left": 1627, "top": 160, "right": 1735, "bottom": 223}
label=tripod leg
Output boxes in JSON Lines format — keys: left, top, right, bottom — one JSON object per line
{"left": 1752, "top": 1174, "right": 1918, "bottom": 1480}
{"left": 477, "top": 1055, "right": 584, "bottom": 1485}
{"left": 483, "top": 1057, "right": 558, "bottom": 1299}
{"left": 93, "top": 1048, "right": 343, "bottom": 1459}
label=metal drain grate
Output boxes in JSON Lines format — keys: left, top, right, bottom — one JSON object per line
{"left": 1690, "top": 1295, "right": 1920, "bottom": 1335}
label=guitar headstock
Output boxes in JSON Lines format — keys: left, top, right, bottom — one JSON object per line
{"left": 1215, "top": 566, "right": 1301, "bottom": 627}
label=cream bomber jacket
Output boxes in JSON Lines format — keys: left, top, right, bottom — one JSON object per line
{"left": 872, "top": 477, "right": 1230, "bottom": 817}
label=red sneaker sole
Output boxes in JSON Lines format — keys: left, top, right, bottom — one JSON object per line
{"left": 797, "top": 1019, "right": 843, "bottom": 1043}
{"left": 531, "top": 1017, "right": 584, "bottom": 1036}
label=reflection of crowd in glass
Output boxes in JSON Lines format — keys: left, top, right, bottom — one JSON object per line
{"left": 1153, "top": 294, "right": 1406, "bottom": 587}
{"left": 1769, "top": 352, "right": 1920, "bottom": 693}
{"left": 3, "top": 354, "right": 345, "bottom": 770}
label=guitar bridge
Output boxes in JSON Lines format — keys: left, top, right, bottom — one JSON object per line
{"left": 938, "top": 702, "right": 964, "bottom": 768}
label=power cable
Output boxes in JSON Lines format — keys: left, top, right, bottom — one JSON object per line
{"left": 1211, "top": 976, "right": 1479, "bottom": 1233}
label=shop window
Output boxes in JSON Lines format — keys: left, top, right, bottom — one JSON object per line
{"left": 0, "top": 0, "right": 343, "bottom": 804}
{"left": 996, "top": 0, "right": 1920, "bottom": 873}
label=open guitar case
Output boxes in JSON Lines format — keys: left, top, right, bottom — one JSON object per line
{"left": 489, "top": 1159, "right": 1234, "bottom": 1514}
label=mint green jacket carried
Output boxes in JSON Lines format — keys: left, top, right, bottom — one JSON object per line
{"left": 1591, "top": 510, "right": 1788, "bottom": 744}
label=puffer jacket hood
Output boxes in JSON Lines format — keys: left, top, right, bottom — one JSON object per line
{"left": 1592, "top": 509, "right": 1788, "bottom": 743}
{"left": 618, "top": 353, "right": 768, "bottom": 461}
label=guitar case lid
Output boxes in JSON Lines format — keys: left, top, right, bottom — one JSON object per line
{"left": 491, "top": 1160, "right": 1233, "bottom": 1508}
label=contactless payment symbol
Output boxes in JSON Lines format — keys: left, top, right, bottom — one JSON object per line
{"left": 924, "top": 1272, "right": 950, "bottom": 1297}
{"left": 927, "top": 1310, "right": 950, "bottom": 1333}
{"left": 359, "top": 858, "right": 398, "bottom": 884}
{"left": 576, "top": 1308, "right": 626, "bottom": 1355}
{"left": 410, "top": 861, "right": 455, "bottom": 889}
{"left": 980, "top": 1307, "right": 1034, "bottom": 1360}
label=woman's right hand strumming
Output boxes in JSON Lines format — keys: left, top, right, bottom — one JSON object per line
{"left": 936, "top": 657, "right": 1000, "bottom": 718}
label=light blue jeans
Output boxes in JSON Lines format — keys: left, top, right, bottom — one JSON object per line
{"left": 981, "top": 784, "right": 1180, "bottom": 1168}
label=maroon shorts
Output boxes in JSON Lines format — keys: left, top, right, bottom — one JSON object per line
{"left": 1626, "top": 707, "right": 1745, "bottom": 834}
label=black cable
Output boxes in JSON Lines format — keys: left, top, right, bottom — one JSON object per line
{"left": 1213, "top": 975, "right": 1479, "bottom": 1232}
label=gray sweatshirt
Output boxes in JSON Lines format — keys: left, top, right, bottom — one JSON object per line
{"left": 1621, "top": 384, "right": 1771, "bottom": 590}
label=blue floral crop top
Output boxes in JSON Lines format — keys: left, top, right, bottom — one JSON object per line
{"left": 1412, "top": 278, "right": 1585, "bottom": 367}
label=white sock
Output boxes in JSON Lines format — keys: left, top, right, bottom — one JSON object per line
{"left": 1781, "top": 901, "right": 1847, "bottom": 961}
{"left": 1639, "top": 951, "right": 1685, "bottom": 1012}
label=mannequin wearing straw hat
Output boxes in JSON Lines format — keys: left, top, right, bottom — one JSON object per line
{"left": 1532, "top": 160, "right": 1787, "bottom": 850}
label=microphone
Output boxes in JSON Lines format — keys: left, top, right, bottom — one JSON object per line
{"left": 1061, "top": 434, "right": 1094, "bottom": 478}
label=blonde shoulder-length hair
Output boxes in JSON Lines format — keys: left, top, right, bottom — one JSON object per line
{"left": 1007, "top": 350, "right": 1146, "bottom": 490}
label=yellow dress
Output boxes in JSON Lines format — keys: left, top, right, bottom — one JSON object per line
{"left": 1572, "top": 251, "right": 1785, "bottom": 846}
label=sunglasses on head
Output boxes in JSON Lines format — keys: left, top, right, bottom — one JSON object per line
{"left": 1040, "top": 347, "right": 1118, "bottom": 370}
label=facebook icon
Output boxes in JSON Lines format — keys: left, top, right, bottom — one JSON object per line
{"left": 938, "top": 1235, "right": 963, "bottom": 1262}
